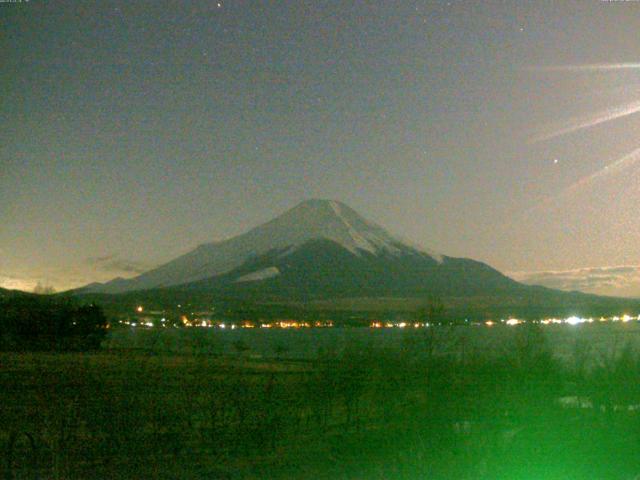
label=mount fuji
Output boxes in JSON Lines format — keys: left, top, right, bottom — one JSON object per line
{"left": 82, "top": 199, "right": 526, "bottom": 299}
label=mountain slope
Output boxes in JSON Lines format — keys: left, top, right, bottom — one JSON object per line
{"left": 176, "top": 238, "right": 523, "bottom": 300}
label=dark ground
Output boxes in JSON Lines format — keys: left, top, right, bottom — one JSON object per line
{"left": 2, "top": 325, "right": 640, "bottom": 479}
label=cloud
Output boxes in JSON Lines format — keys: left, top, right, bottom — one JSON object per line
{"left": 531, "top": 99, "right": 640, "bottom": 143}
{"left": 508, "top": 265, "right": 640, "bottom": 297}
{"left": 526, "top": 63, "right": 640, "bottom": 72}
{"left": 532, "top": 147, "right": 640, "bottom": 214}
{"left": 86, "top": 255, "right": 149, "bottom": 275}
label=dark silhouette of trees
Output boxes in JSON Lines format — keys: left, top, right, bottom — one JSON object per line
{"left": 0, "top": 296, "right": 107, "bottom": 351}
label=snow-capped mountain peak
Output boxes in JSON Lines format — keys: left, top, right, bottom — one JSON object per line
{"left": 251, "top": 199, "right": 403, "bottom": 256}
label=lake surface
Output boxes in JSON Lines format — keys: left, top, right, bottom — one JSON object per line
{"left": 105, "top": 322, "right": 640, "bottom": 364}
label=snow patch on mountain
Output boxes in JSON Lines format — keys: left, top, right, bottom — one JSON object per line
{"left": 235, "top": 267, "right": 280, "bottom": 283}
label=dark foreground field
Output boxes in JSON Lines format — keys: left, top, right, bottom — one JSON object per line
{"left": 3, "top": 326, "right": 640, "bottom": 479}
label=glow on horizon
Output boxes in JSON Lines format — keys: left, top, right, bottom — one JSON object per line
{"left": 0, "top": 278, "right": 37, "bottom": 292}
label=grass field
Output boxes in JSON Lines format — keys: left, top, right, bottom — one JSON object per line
{"left": 3, "top": 325, "right": 640, "bottom": 479}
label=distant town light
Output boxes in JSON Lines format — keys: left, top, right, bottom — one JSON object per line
{"left": 565, "top": 316, "right": 584, "bottom": 326}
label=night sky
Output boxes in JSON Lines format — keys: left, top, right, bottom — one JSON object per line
{"left": 3, "top": 1, "right": 640, "bottom": 296}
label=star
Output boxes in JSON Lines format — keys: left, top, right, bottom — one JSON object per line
{"left": 553, "top": 158, "right": 559, "bottom": 164}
